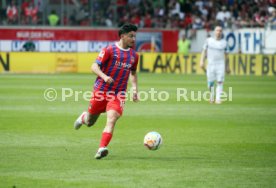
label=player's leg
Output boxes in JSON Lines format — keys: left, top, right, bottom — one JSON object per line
{"left": 74, "top": 94, "right": 106, "bottom": 130}
{"left": 95, "top": 96, "right": 124, "bottom": 159}
{"left": 74, "top": 111, "right": 100, "bottom": 130}
{"left": 100, "top": 109, "right": 121, "bottom": 146}
{"left": 87, "top": 113, "right": 100, "bottom": 127}
{"left": 215, "top": 81, "right": 223, "bottom": 104}
{"left": 207, "top": 64, "right": 215, "bottom": 103}
{"left": 215, "top": 64, "right": 225, "bottom": 104}
{"left": 95, "top": 110, "right": 121, "bottom": 159}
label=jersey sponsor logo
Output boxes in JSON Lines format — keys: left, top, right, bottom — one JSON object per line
{"left": 115, "top": 61, "right": 132, "bottom": 69}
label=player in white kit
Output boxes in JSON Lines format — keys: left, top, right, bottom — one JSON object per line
{"left": 200, "top": 25, "right": 230, "bottom": 104}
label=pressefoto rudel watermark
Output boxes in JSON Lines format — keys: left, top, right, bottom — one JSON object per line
{"left": 44, "top": 87, "right": 233, "bottom": 102}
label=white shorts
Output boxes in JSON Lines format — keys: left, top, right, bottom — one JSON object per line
{"left": 207, "top": 63, "right": 225, "bottom": 83}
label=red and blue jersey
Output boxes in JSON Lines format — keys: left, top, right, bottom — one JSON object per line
{"left": 94, "top": 43, "right": 139, "bottom": 94}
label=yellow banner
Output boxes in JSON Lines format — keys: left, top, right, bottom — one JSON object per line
{"left": 0, "top": 52, "right": 275, "bottom": 76}
{"left": 138, "top": 53, "right": 205, "bottom": 74}
{"left": 55, "top": 53, "right": 78, "bottom": 73}
{"left": 0, "top": 52, "right": 95, "bottom": 73}
{"left": 138, "top": 53, "right": 276, "bottom": 76}
{"left": 226, "top": 54, "right": 276, "bottom": 76}
{"left": 0, "top": 52, "right": 56, "bottom": 73}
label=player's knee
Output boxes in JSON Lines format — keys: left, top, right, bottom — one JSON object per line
{"left": 107, "top": 113, "right": 120, "bottom": 124}
{"left": 107, "top": 116, "right": 118, "bottom": 124}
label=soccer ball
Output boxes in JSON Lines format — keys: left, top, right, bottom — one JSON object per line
{"left": 144, "top": 131, "right": 162, "bottom": 150}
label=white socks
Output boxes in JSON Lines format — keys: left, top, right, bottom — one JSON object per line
{"left": 210, "top": 86, "right": 215, "bottom": 102}
{"left": 216, "top": 83, "right": 223, "bottom": 102}
{"left": 81, "top": 111, "right": 88, "bottom": 124}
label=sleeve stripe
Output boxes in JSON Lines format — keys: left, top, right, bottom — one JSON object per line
{"left": 96, "top": 59, "right": 102, "bottom": 65}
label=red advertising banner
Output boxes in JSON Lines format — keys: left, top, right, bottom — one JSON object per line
{"left": 0, "top": 28, "right": 118, "bottom": 40}
{"left": 0, "top": 27, "right": 178, "bottom": 52}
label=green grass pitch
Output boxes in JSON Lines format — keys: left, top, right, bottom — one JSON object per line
{"left": 0, "top": 73, "right": 275, "bottom": 188}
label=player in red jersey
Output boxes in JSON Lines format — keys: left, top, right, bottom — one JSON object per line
{"left": 74, "top": 23, "right": 139, "bottom": 159}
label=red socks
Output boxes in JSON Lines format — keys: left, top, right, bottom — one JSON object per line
{"left": 99, "top": 132, "right": 113, "bottom": 147}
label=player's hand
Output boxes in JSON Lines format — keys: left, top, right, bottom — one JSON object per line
{"left": 104, "top": 76, "right": 114, "bottom": 84}
{"left": 200, "top": 61, "right": 205, "bottom": 69}
{"left": 133, "top": 92, "right": 139, "bottom": 102}
{"left": 132, "top": 87, "right": 139, "bottom": 102}
{"left": 200, "top": 61, "right": 206, "bottom": 73}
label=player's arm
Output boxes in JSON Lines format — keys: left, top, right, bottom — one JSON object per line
{"left": 91, "top": 63, "right": 114, "bottom": 84}
{"left": 200, "top": 49, "right": 207, "bottom": 72}
{"left": 225, "top": 52, "right": 231, "bottom": 74}
{"left": 225, "top": 43, "right": 231, "bottom": 74}
{"left": 130, "top": 70, "right": 138, "bottom": 102}
{"left": 92, "top": 48, "right": 114, "bottom": 84}
{"left": 200, "top": 40, "right": 208, "bottom": 72}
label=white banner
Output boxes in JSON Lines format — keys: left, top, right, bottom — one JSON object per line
{"left": 0, "top": 40, "right": 116, "bottom": 52}
{"left": 187, "top": 28, "right": 276, "bottom": 54}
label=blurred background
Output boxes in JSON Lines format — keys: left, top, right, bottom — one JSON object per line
{"left": 0, "top": 0, "right": 275, "bottom": 74}
{"left": 1, "top": 0, "right": 275, "bottom": 29}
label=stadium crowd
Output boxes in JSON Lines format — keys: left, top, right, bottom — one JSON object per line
{"left": 0, "top": 0, "right": 276, "bottom": 30}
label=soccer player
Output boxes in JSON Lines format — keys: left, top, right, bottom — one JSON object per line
{"left": 200, "top": 25, "right": 230, "bottom": 104}
{"left": 74, "top": 23, "right": 139, "bottom": 159}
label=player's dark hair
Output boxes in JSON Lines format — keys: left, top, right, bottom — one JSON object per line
{"left": 213, "top": 21, "right": 223, "bottom": 29}
{"left": 118, "top": 23, "right": 138, "bottom": 37}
